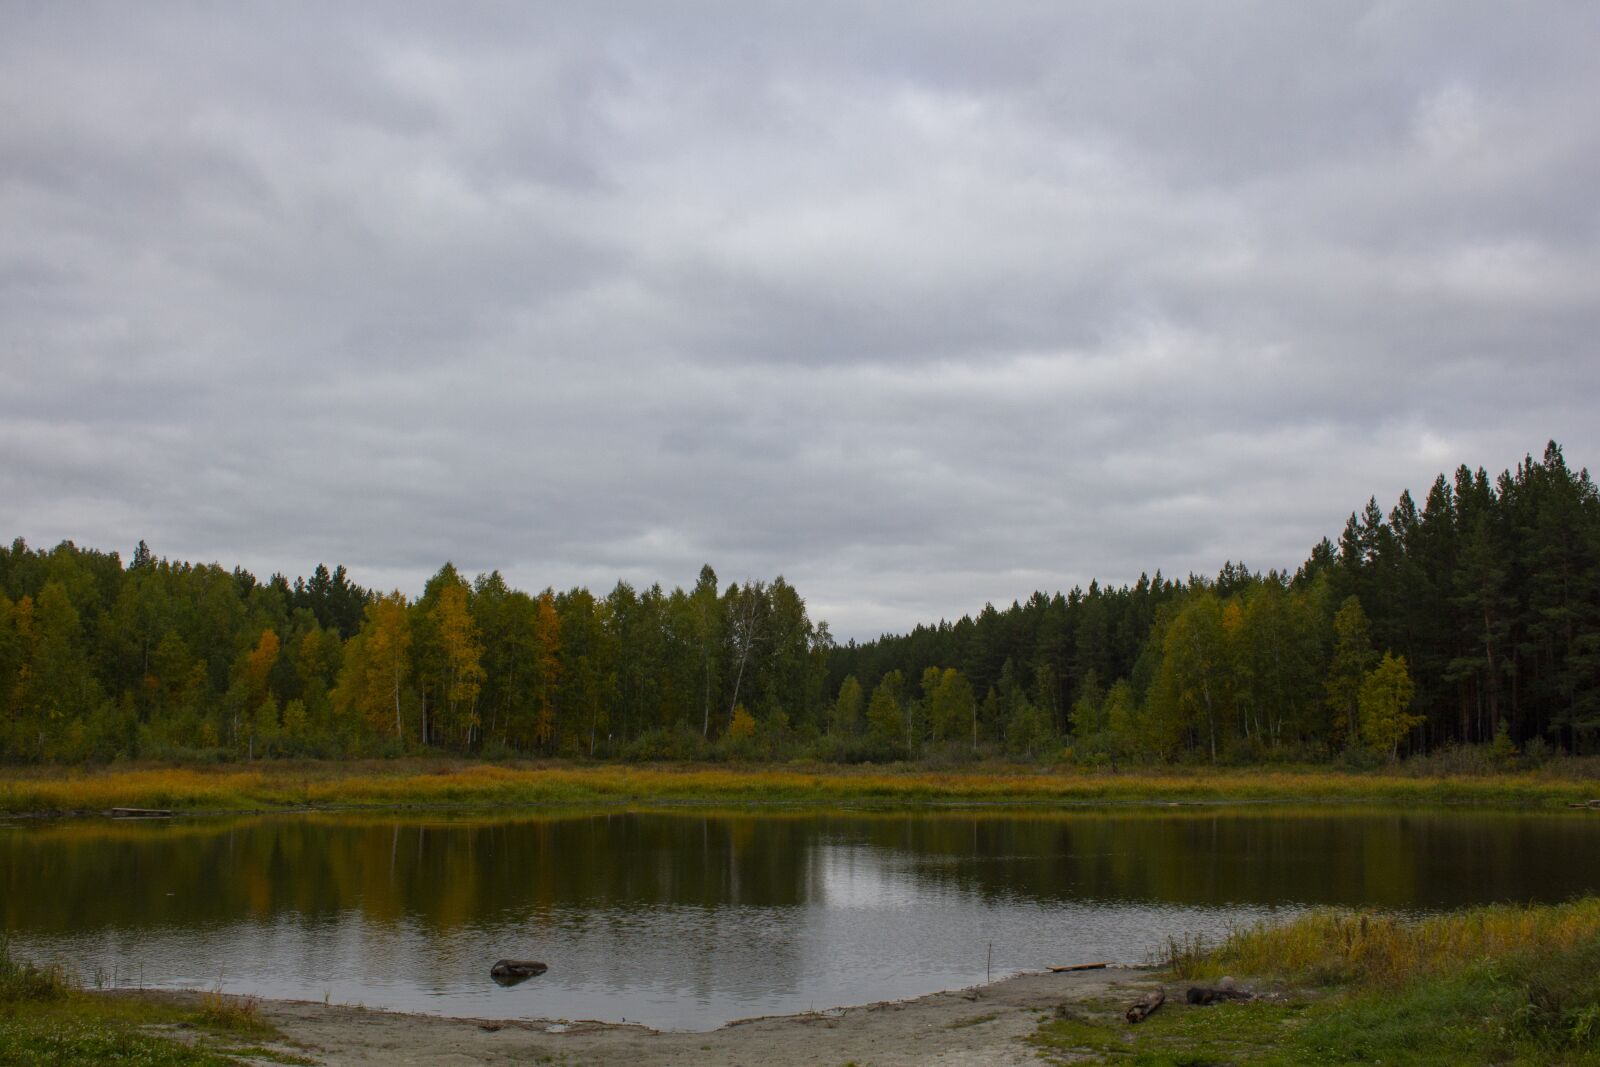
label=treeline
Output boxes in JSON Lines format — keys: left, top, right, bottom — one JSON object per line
{"left": 1, "top": 441, "right": 1596, "bottom": 764}
{"left": 0, "top": 547, "right": 831, "bottom": 761}
{"left": 831, "top": 441, "right": 1600, "bottom": 761}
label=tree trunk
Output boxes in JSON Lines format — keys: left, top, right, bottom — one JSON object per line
{"left": 702, "top": 649, "right": 711, "bottom": 739}
{"left": 393, "top": 657, "right": 403, "bottom": 740}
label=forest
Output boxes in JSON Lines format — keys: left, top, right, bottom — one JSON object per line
{"left": 1, "top": 441, "right": 1596, "bottom": 765}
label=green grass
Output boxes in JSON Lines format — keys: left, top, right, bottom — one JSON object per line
{"left": 1032, "top": 899, "right": 1600, "bottom": 1066}
{"left": 0, "top": 937, "right": 296, "bottom": 1066}
{"left": 0, "top": 1017, "right": 248, "bottom": 1066}
{"left": 5, "top": 758, "right": 1600, "bottom": 815}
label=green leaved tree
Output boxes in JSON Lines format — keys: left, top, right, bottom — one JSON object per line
{"left": 1359, "top": 652, "right": 1421, "bottom": 757}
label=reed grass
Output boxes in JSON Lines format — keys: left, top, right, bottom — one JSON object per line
{"left": 195, "top": 991, "right": 269, "bottom": 1035}
{"left": 1169, "top": 897, "right": 1600, "bottom": 988}
{"left": 0, "top": 934, "right": 72, "bottom": 1003}
{"left": 3, "top": 760, "right": 1596, "bottom": 814}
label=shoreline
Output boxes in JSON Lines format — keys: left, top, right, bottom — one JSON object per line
{"left": 0, "top": 792, "right": 1415, "bottom": 822}
{"left": 31, "top": 898, "right": 1600, "bottom": 1064}
{"left": 128, "top": 965, "right": 1160, "bottom": 1066}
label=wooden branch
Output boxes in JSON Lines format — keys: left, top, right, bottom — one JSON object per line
{"left": 1048, "top": 962, "right": 1108, "bottom": 973}
{"left": 1125, "top": 987, "right": 1165, "bottom": 1024}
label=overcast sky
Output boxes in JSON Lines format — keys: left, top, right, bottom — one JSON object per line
{"left": 3, "top": 3, "right": 1598, "bottom": 640}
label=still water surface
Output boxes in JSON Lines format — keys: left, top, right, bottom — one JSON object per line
{"left": 5, "top": 807, "right": 1599, "bottom": 1029}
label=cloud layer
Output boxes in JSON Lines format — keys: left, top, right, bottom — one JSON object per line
{"left": 4, "top": 2, "right": 1598, "bottom": 638}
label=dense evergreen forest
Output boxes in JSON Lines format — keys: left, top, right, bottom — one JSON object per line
{"left": 2, "top": 442, "right": 1596, "bottom": 764}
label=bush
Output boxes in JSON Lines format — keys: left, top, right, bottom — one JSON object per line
{"left": 917, "top": 741, "right": 980, "bottom": 769}
{"left": 1397, "top": 742, "right": 1498, "bottom": 777}
{"left": 1334, "top": 745, "right": 1387, "bottom": 772}
{"left": 623, "top": 724, "right": 708, "bottom": 762}
{"left": 798, "top": 733, "right": 883, "bottom": 764}
{"left": 711, "top": 729, "right": 768, "bottom": 763}
{"left": 476, "top": 737, "right": 517, "bottom": 762}
{"left": 1521, "top": 735, "right": 1558, "bottom": 768}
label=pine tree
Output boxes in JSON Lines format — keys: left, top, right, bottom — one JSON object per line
{"left": 865, "top": 670, "right": 905, "bottom": 757}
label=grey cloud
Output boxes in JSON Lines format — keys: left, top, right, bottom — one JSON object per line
{"left": 3, "top": 2, "right": 1597, "bottom": 639}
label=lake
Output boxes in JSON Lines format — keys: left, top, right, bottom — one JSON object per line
{"left": 5, "top": 807, "right": 1599, "bottom": 1030}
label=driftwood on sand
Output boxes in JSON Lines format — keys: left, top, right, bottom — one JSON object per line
{"left": 1047, "top": 962, "right": 1108, "bottom": 973}
{"left": 1125, "top": 987, "right": 1165, "bottom": 1023}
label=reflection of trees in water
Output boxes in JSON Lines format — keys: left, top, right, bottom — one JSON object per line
{"left": 1, "top": 813, "right": 827, "bottom": 935}
{"left": 6, "top": 811, "right": 1600, "bottom": 939}
{"left": 838, "top": 811, "right": 1600, "bottom": 909}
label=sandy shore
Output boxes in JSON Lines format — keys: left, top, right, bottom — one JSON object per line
{"left": 135, "top": 966, "right": 1160, "bottom": 1066}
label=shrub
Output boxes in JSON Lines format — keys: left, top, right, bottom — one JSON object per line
{"left": 623, "top": 724, "right": 709, "bottom": 762}
{"left": 1398, "top": 742, "right": 1499, "bottom": 777}
{"left": 475, "top": 738, "right": 517, "bottom": 762}
{"left": 1521, "top": 735, "right": 1557, "bottom": 768}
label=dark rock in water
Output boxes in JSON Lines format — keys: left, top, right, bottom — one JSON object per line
{"left": 490, "top": 959, "right": 548, "bottom": 985}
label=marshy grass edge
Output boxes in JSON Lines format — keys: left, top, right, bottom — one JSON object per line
{"left": 6, "top": 759, "right": 1600, "bottom": 816}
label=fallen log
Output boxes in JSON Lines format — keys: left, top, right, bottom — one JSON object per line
{"left": 109, "top": 808, "right": 173, "bottom": 818}
{"left": 1125, "top": 987, "right": 1165, "bottom": 1024}
{"left": 1186, "top": 985, "right": 1254, "bottom": 1005}
{"left": 490, "top": 959, "right": 548, "bottom": 986}
{"left": 1048, "top": 962, "right": 1108, "bottom": 973}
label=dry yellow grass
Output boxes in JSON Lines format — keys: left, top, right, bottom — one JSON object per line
{"left": 194, "top": 991, "right": 270, "bottom": 1034}
{"left": 1, "top": 760, "right": 1595, "bottom": 814}
{"left": 1174, "top": 897, "right": 1600, "bottom": 987}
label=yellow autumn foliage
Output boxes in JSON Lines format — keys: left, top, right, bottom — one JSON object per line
{"left": 727, "top": 705, "right": 757, "bottom": 740}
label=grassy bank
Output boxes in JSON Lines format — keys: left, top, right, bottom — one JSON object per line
{"left": 4, "top": 759, "right": 1600, "bottom": 815}
{"left": 0, "top": 936, "right": 305, "bottom": 1066}
{"left": 1033, "top": 898, "right": 1600, "bottom": 1065}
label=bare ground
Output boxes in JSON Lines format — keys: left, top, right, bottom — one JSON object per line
{"left": 137, "top": 966, "right": 1160, "bottom": 1067}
